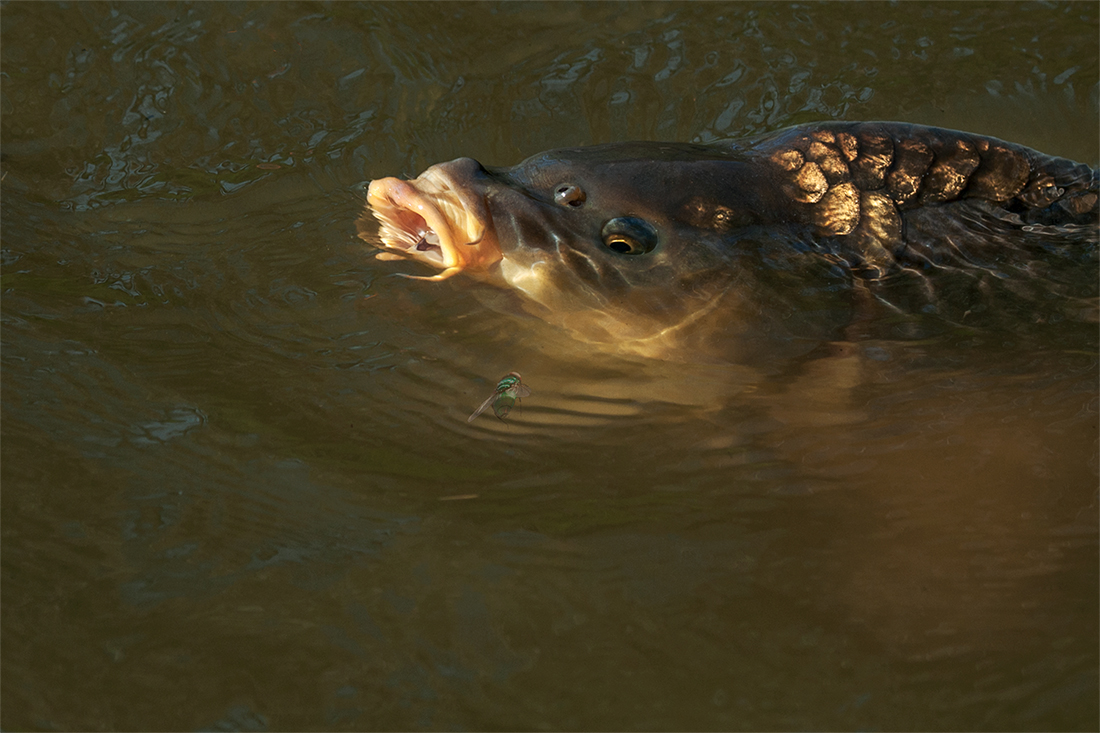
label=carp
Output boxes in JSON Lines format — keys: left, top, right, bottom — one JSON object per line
{"left": 360, "top": 122, "right": 1098, "bottom": 361}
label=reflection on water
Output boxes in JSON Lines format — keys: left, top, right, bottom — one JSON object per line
{"left": 2, "top": 2, "right": 1097, "bottom": 730}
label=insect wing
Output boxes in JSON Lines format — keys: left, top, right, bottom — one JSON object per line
{"left": 468, "top": 392, "right": 499, "bottom": 423}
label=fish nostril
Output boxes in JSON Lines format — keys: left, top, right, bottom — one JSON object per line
{"left": 554, "top": 184, "right": 586, "bottom": 207}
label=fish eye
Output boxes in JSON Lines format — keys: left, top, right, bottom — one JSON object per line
{"left": 601, "top": 217, "right": 658, "bottom": 255}
{"left": 554, "top": 183, "right": 586, "bottom": 207}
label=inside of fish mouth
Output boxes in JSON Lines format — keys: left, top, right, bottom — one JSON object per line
{"left": 415, "top": 228, "right": 442, "bottom": 253}
{"left": 390, "top": 209, "right": 443, "bottom": 256}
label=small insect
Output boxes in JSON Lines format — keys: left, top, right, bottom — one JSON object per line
{"left": 468, "top": 371, "right": 532, "bottom": 423}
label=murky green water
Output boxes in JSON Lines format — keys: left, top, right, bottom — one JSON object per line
{"left": 2, "top": 2, "right": 1097, "bottom": 730}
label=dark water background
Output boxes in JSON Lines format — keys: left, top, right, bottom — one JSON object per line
{"left": 2, "top": 2, "right": 1098, "bottom": 730}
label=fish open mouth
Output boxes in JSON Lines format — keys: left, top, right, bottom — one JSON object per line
{"left": 363, "top": 168, "right": 500, "bottom": 281}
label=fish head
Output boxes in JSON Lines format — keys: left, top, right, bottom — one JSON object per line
{"left": 364, "top": 143, "right": 852, "bottom": 359}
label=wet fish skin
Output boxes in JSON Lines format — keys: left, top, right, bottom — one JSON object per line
{"left": 364, "top": 122, "right": 1097, "bottom": 359}
{"left": 754, "top": 122, "right": 1096, "bottom": 272}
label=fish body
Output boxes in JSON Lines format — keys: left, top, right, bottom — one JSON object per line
{"left": 468, "top": 372, "right": 532, "bottom": 422}
{"left": 362, "top": 122, "right": 1098, "bottom": 361}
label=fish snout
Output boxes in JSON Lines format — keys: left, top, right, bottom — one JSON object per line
{"left": 424, "top": 156, "right": 491, "bottom": 187}
{"left": 364, "top": 157, "right": 500, "bottom": 281}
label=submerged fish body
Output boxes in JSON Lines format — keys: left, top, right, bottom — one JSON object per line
{"left": 362, "top": 122, "right": 1098, "bottom": 361}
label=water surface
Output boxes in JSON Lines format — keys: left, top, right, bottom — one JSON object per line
{"left": 2, "top": 2, "right": 1098, "bottom": 730}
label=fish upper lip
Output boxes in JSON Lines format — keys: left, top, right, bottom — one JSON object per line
{"left": 365, "top": 168, "right": 499, "bottom": 281}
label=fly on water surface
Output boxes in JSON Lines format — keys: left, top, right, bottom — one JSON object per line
{"left": 467, "top": 372, "right": 533, "bottom": 423}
